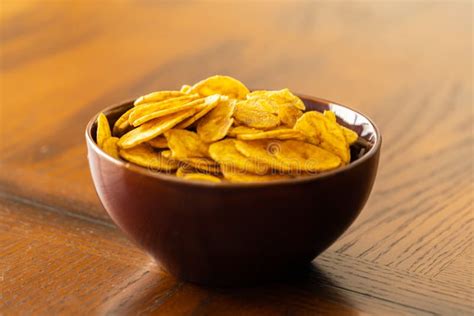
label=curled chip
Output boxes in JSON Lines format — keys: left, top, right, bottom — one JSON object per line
{"left": 273, "top": 140, "right": 341, "bottom": 172}
{"left": 129, "top": 94, "right": 198, "bottom": 126}
{"left": 233, "top": 99, "right": 280, "bottom": 129}
{"left": 221, "top": 165, "right": 291, "bottom": 182}
{"left": 197, "top": 98, "right": 235, "bottom": 142}
{"left": 165, "top": 129, "right": 210, "bottom": 158}
{"left": 189, "top": 75, "right": 249, "bottom": 99}
{"left": 175, "top": 94, "right": 222, "bottom": 129}
{"left": 295, "top": 111, "right": 350, "bottom": 163}
{"left": 119, "top": 144, "right": 178, "bottom": 171}
{"left": 96, "top": 113, "right": 112, "bottom": 148}
{"left": 227, "top": 126, "right": 262, "bottom": 137}
{"left": 113, "top": 108, "right": 134, "bottom": 136}
{"left": 236, "top": 128, "right": 305, "bottom": 141}
{"left": 102, "top": 137, "right": 120, "bottom": 159}
{"left": 209, "top": 139, "right": 269, "bottom": 175}
{"left": 134, "top": 91, "right": 184, "bottom": 106}
{"left": 130, "top": 97, "right": 203, "bottom": 126}
{"left": 279, "top": 103, "right": 303, "bottom": 127}
{"left": 118, "top": 108, "right": 196, "bottom": 149}
{"left": 148, "top": 136, "right": 168, "bottom": 149}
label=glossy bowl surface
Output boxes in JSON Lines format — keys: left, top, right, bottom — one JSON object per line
{"left": 85, "top": 95, "right": 381, "bottom": 286}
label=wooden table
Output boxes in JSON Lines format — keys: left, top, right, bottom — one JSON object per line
{"left": 1, "top": 1, "right": 472, "bottom": 314}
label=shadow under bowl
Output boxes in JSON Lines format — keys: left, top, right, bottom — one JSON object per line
{"left": 85, "top": 95, "right": 381, "bottom": 286}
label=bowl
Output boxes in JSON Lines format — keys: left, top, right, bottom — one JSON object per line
{"left": 85, "top": 94, "right": 381, "bottom": 286}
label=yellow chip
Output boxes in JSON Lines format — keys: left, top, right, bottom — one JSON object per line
{"left": 279, "top": 103, "right": 303, "bottom": 127}
{"left": 182, "top": 173, "right": 221, "bottom": 183}
{"left": 247, "top": 88, "right": 305, "bottom": 111}
{"left": 119, "top": 144, "right": 178, "bottom": 171}
{"left": 323, "top": 110, "right": 337, "bottom": 122}
{"left": 102, "top": 136, "right": 120, "bottom": 159}
{"left": 134, "top": 91, "right": 184, "bottom": 106}
{"left": 197, "top": 98, "right": 236, "bottom": 142}
{"left": 130, "top": 97, "right": 204, "bottom": 127}
{"left": 129, "top": 94, "right": 199, "bottom": 126}
{"left": 220, "top": 166, "right": 291, "bottom": 183}
{"left": 96, "top": 113, "right": 111, "bottom": 148}
{"left": 236, "top": 128, "right": 305, "bottom": 141}
{"left": 209, "top": 139, "right": 269, "bottom": 175}
{"left": 227, "top": 126, "right": 263, "bottom": 137}
{"left": 273, "top": 140, "right": 341, "bottom": 172}
{"left": 233, "top": 99, "right": 280, "bottom": 129}
{"left": 189, "top": 75, "right": 249, "bottom": 99}
{"left": 165, "top": 129, "right": 210, "bottom": 158}
{"left": 175, "top": 94, "right": 222, "bottom": 129}
{"left": 113, "top": 108, "right": 134, "bottom": 137}
{"left": 117, "top": 108, "right": 196, "bottom": 149}
{"left": 148, "top": 136, "right": 168, "bottom": 149}
{"left": 342, "top": 127, "right": 358, "bottom": 145}
{"left": 324, "top": 110, "right": 358, "bottom": 145}
{"left": 294, "top": 111, "right": 350, "bottom": 163}
{"left": 234, "top": 139, "right": 292, "bottom": 172}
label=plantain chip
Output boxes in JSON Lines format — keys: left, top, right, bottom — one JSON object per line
{"left": 165, "top": 129, "right": 210, "bottom": 158}
{"left": 236, "top": 128, "right": 305, "bottom": 141}
{"left": 279, "top": 103, "right": 303, "bottom": 127}
{"left": 233, "top": 99, "right": 280, "bottom": 129}
{"left": 113, "top": 108, "right": 134, "bottom": 137}
{"left": 134, "top": 91, "right": 184, "bottom": 106}
{"left": 197, "top": 98, "right": 235, "bottom": 142}
{"left": 323, "top": 110, "right": 337, "bottom": 122}
{"left": 102, "top": 136, "right": 120, "bottom": 159}
{"left": 117, "top": 108, "right": 196, "bottom": 149}
{"left": 129, "top": 94, "right": 199, "bottom": 126}
{"left": 227, "top": 126, "right": 263, "bottom": 137}
{"left": 175, "top": 94, "right": 222, "bottom": 129}
{"left": 189, "top": 75, "right": 249, "bottom": 99}
{"left": 294, "top": 111, "right": 350, "bottom": 163}
{"left": 209, "top": 139, "right": 269, "bottom": 175}
{"left": 234, "top": 139, "right": 292, "bottom": 172}
{"left": 96, "top": 113, "right": 111, "bottom": 148}
{"left": 248, "top": 88, "right": 305, "bottom": 111}
{"left": 342, "top": 127, "right": 358, "bottom": 145}
{"left": 130, "top": 97, "right": 204, "bottom": 127}
{"left": 182, "top": 173, "right": 221, "bottom": 183}
{"left": 323, "top": 110, "right": 359, "bottom": 145}
{"left": 273, "top": 140, "right": 341, "bottom": 172}
{"left": 220, "top": 165, "right": 291, "bottom": 182}
{"left": 148, "top": 135, "right": 168, "bottom": 149}
{"left": 119, "top": 144, "right": 178, "bottom": 171}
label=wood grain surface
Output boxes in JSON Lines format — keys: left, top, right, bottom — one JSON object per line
{"left": 0, "top": 1, "right": 472, "bottom": 315}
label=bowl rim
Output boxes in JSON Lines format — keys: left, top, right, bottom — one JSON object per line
{"left": 85, "top": 94, "right": 381, "bottom": 188}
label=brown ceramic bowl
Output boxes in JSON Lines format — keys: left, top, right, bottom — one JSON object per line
{"left": 85, "top": 95, "right": 381, "bottom": 286}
